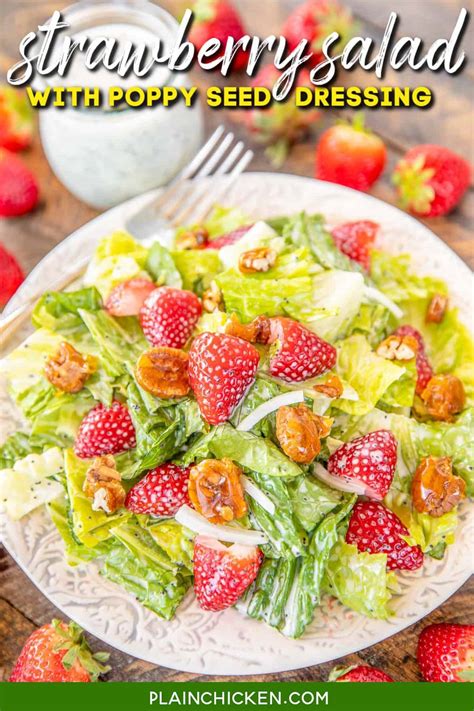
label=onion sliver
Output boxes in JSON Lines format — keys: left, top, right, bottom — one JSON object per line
{"left": 175, "top": 505, "right": 268, "bottom": 546}
{"left": 364, "top": 286, "right": 403, "bottom": 319}
{"left": 313, "top": 461, "right": 367, "bottom": 496}
{"left": 236, "top": 390, "right": 305, "bottom": 432}
{"left": 241, "top": 475, "right": 275, "bottom": 515}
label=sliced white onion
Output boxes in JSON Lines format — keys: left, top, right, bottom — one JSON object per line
{"left": 313, "top": 461, "right": 368, "bottom": 496}
{"left": 175, "top": 505, "right": 268, "bottom": 546}
{"left": 241, "top": 475, "right": 275, "bottom": 515}
{"left": 236, "top": 390, "right": 305, "bottom": 431}
{"left": 364, "top": 286, "right": 404, "bottom": 319}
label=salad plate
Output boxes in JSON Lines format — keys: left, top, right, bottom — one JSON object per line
{"left": 0, "top": 172, "right": 473, "bottom": 675}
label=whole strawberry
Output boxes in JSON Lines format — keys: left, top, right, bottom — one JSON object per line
{"left": 105, "top": 277, "right": 156, "bottom": 316}
{"left": 0, "top": 242, "right": 24, "bottom": 306}
{"left": 189, "top": 0, "right": 249, "bottom": 71}
{"left": 9, "top": 619, "right": 110, "bottom": 682}
{"left": 329, "top": 664, "right": 394, "bottom": 682}
{"left": 0, "top": 149, "right": 38, "bottom": 217}
{"left": 417, "top": 623, "right": 474, "bottom": 682}
{"left": 393, "top": 145, "right": 471, "bottom": 217}
{"left": 346, "top": 501, "right": 424, "bottom": 571}
{"left": 328, "top": 430, "right": 397, "bottom": 500}
{"left": 268, "top": 317, "right": 336, "bottom": 382}
{"left": 125, "top": 463, "right": 191, "bottom": 516}
{"left": 0, "top": 86, "right": 33, "bottom": 152}
{"left": 331, "top": 220, "right": 379, "bottom": 271}
{"left": 74, "top": 401, "right": 136, "bottom": 459}
{"left": 193, "top": 535, "right": 263, "bottom": 611}
{"left": 140, "top": 286, "right": 202, "bottom": 349}
{"left": 315, "top": 115, "right": 386, "bottom": 191}
{"left": 393, "top": 325, "right": 433, "bottom": 395}
{"left": 282, "top": 0, "right": 355, "bottom": 64}
{"left": 188, "top": 331, "right": 260, "bottom": 424}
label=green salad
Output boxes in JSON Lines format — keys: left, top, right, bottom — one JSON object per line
{"left": 0, "top": 207, "right": 472, "bottom": 637}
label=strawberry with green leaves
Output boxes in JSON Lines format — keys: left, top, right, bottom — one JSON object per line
{"left": 417, "top": 623, "right": 474, "bottom": 682}
{"left": 0, "top": 86, "right": 34, "bottom": 152}
{"left": 9, "top": 619, "right": 110, "bottom": 682}
{"left": 189, "top": 0, "right": 249, "bottom": 71}
{"left": 329, "top": 664, "right": 394, "bottom": 682}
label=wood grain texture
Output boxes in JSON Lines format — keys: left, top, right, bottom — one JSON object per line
{"left": 0, "top": 0, "right": 472, "bottom": 682}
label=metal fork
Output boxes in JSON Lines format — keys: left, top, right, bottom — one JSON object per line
{"left": 0, "top": 126, "right": 253, "bottom": 340}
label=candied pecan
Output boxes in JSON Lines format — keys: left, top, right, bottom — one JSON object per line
{"left": 83, "top": 455, "right": 126, "bottom": 514}
{"left": 44, "top": 342, "right": 96, "bottom": 393}
{"left": 225, "top": 313, "right": 271, "bottom": 344}
{"left": 175, "top": 227, "right": 209, "bottom": 250}
{"left": 412, "top": 456, "right": 466, "bottom": 517}
{"left": 188, "top": 458, "right": 247, "bottom": 524}
{"left": 415, "top": 373, "right": 465, "bottom": 422}
{"left": 276, "top": 404, "right": 332, "bottom": 464}
{"left": 376, "top": 334, "right": 418, "bottom": 361}
{"left": 426, "top": 294, "right": 448, "bottom": 324}
{"left": 238, "top": 247, "right": 277, "bottom": 274}
{"left": 136, "top": 347, "right": 189, "bottom": 399}
{"left": 313, "top": 374, "right": 344, "bottom": 399}
{"left": 202, "top": 281, "right": 222, "bottom": 313}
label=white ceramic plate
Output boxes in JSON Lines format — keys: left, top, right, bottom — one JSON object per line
{"left": 1, "top": 173, "right": 473, "bottom": 675}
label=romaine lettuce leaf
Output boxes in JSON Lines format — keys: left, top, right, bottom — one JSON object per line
{"left": 370, "top": 251, "right": 447, "bottom": 304}
{"left": 110, "top": 517, "right": 177, "bottom": 572}
{"left": 170, "top": 249, "right": 221, "bottom": 293}
{"left": 47, "top": 496, "right": 109, "bottom": 566}
{"left": 83, "top": 231, "right": 149, "bottom": 299}
{"left": 146, "top": 242, "right": 182, "bottom": 287}
{"left": 30, "top": 390, "right": 95, "bottom": 450}
{"left": 282, "top": 212, "right": 357, "bottom": 272}
{"left": 380, "top": 358, "right": 417, "bottom": 410}
{"left": 178, "top": 204, "right": 249, "bottom": 243}
{"left": 347, "top": 302, "right": 392, "bottom": 346}
{"left": 32, "top": 287, "right": 102, "bottom": 333}
{"left": 288, "top": 475, "right": 345, "bottom": 531}
{"left": 218, "top": 221, "right": 284, "bottom": 271}
{"left": 148, "top": 520, "right": 194, "bottom": 572}
{"left": 0, "top": 431, "right": 44, "bottom": 469}
{"left": 301, "top": 270, "right": 365, "bottom": 342}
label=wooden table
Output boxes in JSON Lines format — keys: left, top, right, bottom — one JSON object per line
{"left": 0, "top": 0, "right": 472, "bottom": 682}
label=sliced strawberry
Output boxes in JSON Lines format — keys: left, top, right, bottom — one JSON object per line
{"left": 393, "top": 325, "right": 433, "bottom": 395}
{"left": 331, "top": 220, "right": 379, "bottom": 271}
{"left": 188, "top": 332, "right": 259, "bottom": 425}
{"left": 204, "top": 225, "right": 252, "bottom": 249}
{"left": 193, "top": 535, "right": 263, "bottom": 611}
{"left": 346, "top": 501, "right": 424, "bottom": 571}
{"left": 125, "top": 463, "right": 191, "bottom": 516}
{"left": 330, "top": 664, "right": 394, "bottom": 682}
{"left": 0, "top": 149, "right": 38, "bottom": 217}
{"left": 268, "top": 317, "right": 336, "bottom": 382}
{"left": 105, "top": 278, "right": 156, "bottom": 316}
{"left": 0, "top": 86, "right": 33, "bottom": 152}
{"left": 0, "top": 241, "right": 24, "bottom": 306}
{"left": 327, "top": 430, "right": 397, "bottom": 500}
{"left": 417, "top": 623, "right": 474, "bottom": 682}
{"left": 140, "top": 286, "right": 202, "bottom": 349}
{"left": 189, "top": 0, "right": 249, "bottom": 71}
{"left": 74, "top": 401, "right": 136, "bottom": 459}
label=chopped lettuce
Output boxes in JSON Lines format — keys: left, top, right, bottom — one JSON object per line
{"left": 371, "top": 251, "right": 447, "bottom": 304}
{"left": 30, "top": 390, "right": 95, "bottom": 450}
{"left": 218, "top": 221, "right": 283, "bottom": 270}
{"left": 32, "top": 287, "right": 102, "bottom": 333}
{"left": 381, "top": 358, "right": 417, "bottom": 410}
{"left": 0, "top": 447, "right": 64, "bottom": 519}
{"left": 288, "top": 475, "right": 345, "bottom": 531}
{"left": 146, "top": 241, "right": 182, "bottom": 287}
{"left": 302, "top": 270, "right": 365, "bottom": 342}
{"left": 231, "top": 375, "right": 286, "bottom": 437}
{"left": 83, "top": 231, "right": 149, "bottom": 299}
{"left": 195, "top": 310, "right": 231, "bottom": 335}
{"left": 148, "top": 519, "right": 194, "bottom": 572}
{"left": 282, "top": 212, "right": 357, "bottom": 272}
{"left": 170, "top": 249, "right": 221, "bottom": 293}
{"left": 110, "top": 517, "right": 177, "bottom": 572}
{"left": 179, "top": 204, "right": 249, "bottom": 242}
{"left": 0, "top": 431, "right": 44, "bottom": 469}
{"left": 347, "top": 302, "right": 391, "bottom": 346}
{"left": 48, "top": 496, "right": 108, "bottom": 566}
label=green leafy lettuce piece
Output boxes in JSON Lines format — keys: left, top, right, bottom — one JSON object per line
{"left": 180, "top": 204, "right": 249, "bottom": 241}
{"left": 0, "top": 431, "right": 45, "bottom": 469}
{"left": 110, "top": 517, "right": 177, "bottom": 572}
{"left": 238, "top": 557, "right": 297, "bottom": 627}
{"left": 230, "top": 375, "right": 287, "bottom": 437}
{"left": 32, "top": 287, "right": 102, "bottom": 333}
{"left": 148, "top": 520, "right": 194, "bottom": 572}
{"left": 323, "top": 540, "right": 395, "bottom": 619}
{"left": 282, "top": 212, "right": 357, "bottom": 271}
{"left": 380, "top": 358, "right": 417, "bottom": 410}
{"left": 83, "top": 231, "right": 150, "bottom": 299}
{"left": 370, "top": 250, "right": 447, "bottom": 304}
{"left": 146, "top": 242, "right": 182, "bottom": 287}
{"left": 170, "top": 249, "right": 221, "bottom": 294}
{"left": 288, "top": 475, "right": 345, "bottom": 531}
{"left": 47, "top": 496, "right": 109, "bottom": 566}
{"left": 347, "top": 302, "right": 391, "bottom": 346}
{"left": 30, "top": 390, "right": 95, "bottom": 450}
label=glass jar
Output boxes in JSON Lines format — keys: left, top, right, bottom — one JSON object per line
{"left": 39, "top": 0, "right": 203, "bottom": 209}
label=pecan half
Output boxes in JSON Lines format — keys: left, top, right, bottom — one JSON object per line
{"left": 83, "top": 455, "right": 126, "bottom": 514}
{"left": 136, "top": 347, "right": 189, "bottom": 399}
{"left": 188, "top": 458, "right": 247, "bottom": 524}
{"left": 175, "top": 227, "right": 209, "bottom": 250}
{"left": 377, "top": 334, "right": 418, "bottom": 361}
{"left": 44, "top": 342, "right": 96, "bottom": 393}
{"left": 202, "top": 281, "right": 222, "bottom": 313}
{"left": 415, "top": 373, "right": 465, "bottom": 422}
{"left": 225, "top": 313, "right": 271, "bottom": 344}
{"left": 412, "top": 456, "right": 466, "bottom": 517}
{"left": 238, "top": 247, "right": 277, "bottom": 274}
{"left": 313, "top": 374, "right": 344, "bottom": 399}
{"left": 276, "top": 404, "right": 332, "bottom": 464}
{"left": 426, "top": 294, "right": 448, "bottom": 324}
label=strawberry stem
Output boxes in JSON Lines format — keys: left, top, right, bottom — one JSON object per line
{"left": 393, "top": 155, "right": 436, "bottom": 214}
{"left": 51, "top": 619, "right": 111, "bottom": 681}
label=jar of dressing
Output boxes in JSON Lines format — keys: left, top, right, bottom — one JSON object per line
{"left": 39, "top": 0, "right": 203, "bottom": 209}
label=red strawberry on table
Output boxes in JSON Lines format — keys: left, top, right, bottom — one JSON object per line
{"left": 268, "top": 317, "right": 336, "bottom": 382}
{"left": 393, "top": 325, "right": 433, "bottom": 395}
{"left": 282, "top": 0, "right": 355, "bottom": 64}
{"left": 0, "top": 149, "right": 38, "bottom": 217}
{"left": 327, "top": 430, "right": 397, "bottom": 500}
{"left": 393, "top": 144, "right": 471, "bottom": 217}
{"left": 0, "top": 241, "right": 24, "bottom": 306}
{"left": 189, "top": 0, "right": 249, "bottom": 71}
{"left": 346, "top": 501, "right": 424, "bottom": 571}
{"left": 9, "top": 619, "right": 110, "bottom": 682}
{"left": 204, "top": 225, "right": 252, "bottom": 249}
{"left": 188, "top": 332, "right": 259, "bottom": 424}
{"left": 0, "top": 86, "right": 33, "bottom": 152}
{"left": 193, "top": 535, "right": 263, "bottom": 611}
{"left": 315, "top": 115, "right": 386, "bottom": 191}
{"left": 329, "top": 664, "right": 394, "bottom": 682}
{"left": 74, "top": 401, "right": 136, "bottom": 459}
{"left": 417, "top": 623, "right": 474, "bottom": 682}
{"left": 125, "top": 463, "right": 191, "bottom": 516}
{"left": 140, "top": 286, "right": 202, "bottom": 349}
{"left": 105, "top": 278, "right": 156, "bottom": 316}
{"left": 331, "top": 220, "right": 379, "bottom": 271}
